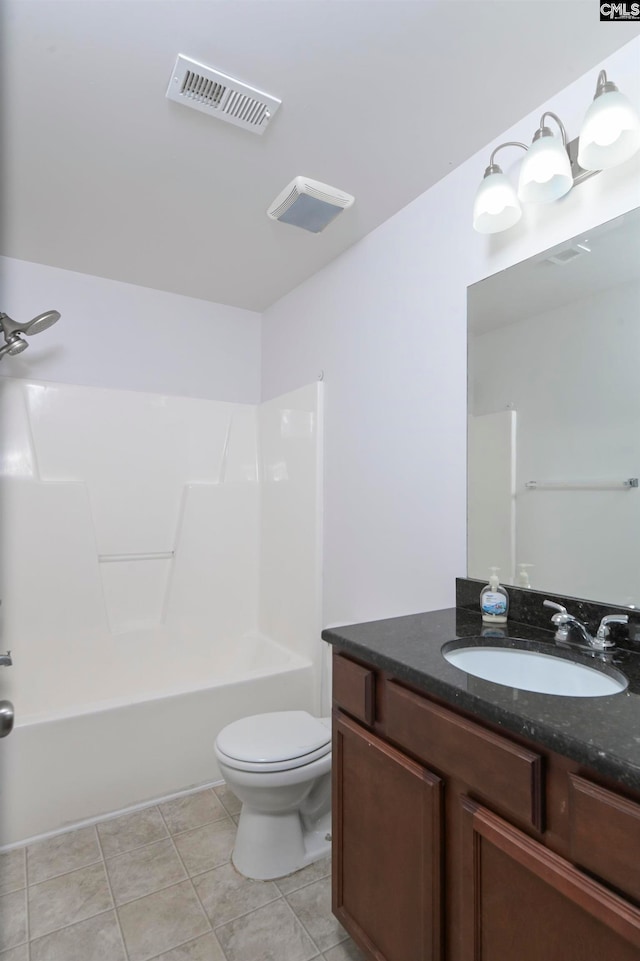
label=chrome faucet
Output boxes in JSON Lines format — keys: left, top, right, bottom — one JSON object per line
{"left": 543, "top": 601, "right": 628, "bottom": 653}
{"left": 0, "top": 651, "right": 12, "bottom": 667}
{"left": 595, "top": 614, "right": 630, "bottom": 650}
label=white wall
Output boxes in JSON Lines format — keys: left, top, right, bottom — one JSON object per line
{"left": 0, "top": 256, "right": 261, "bottom": 403}
{"left": 471, "top": 281, "right": 640, "bottom": 606}
{"left": 261, "top": 38, "right": 640, "bottom": 628}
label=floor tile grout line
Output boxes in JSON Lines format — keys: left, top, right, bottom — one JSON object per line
{"left": 24, "top": 824, "right": 104, "bottom": 887}
{"left": 96, "top": 805, "right": 170, "bottom": 860}
{"left": 16, "top": 884, "right": 29, "bottom": 955}
{"left": 102, "top": 821, "right": 202, "bottom": 907}
{"left": 23, "top": 845, "right": 31, "bottom": 946}
{"left": 206, "top": 785, "right": 238, "bottom": 821}
{"left": 21, "top": 792, "right": 232, "bottom": 876}
{"left": 0, "top": 877, "right": 27, "bottom": 896}
{"left": 27, "top": 908, "right": 115, "bottom": 952}
{"left": 206, "top": 893, "right": 325, "bottom": 961}
{"left": 283, "top": 879, "right": 350, "bottom": 957}
{"left": 25, "top": 856, "right": 111, "bottom": 893}
{"left": 156, "top": 788, "right": 233, "bottom": 837}
{"left": 167, "top": 813, "right": 233, "bottom": 839}
{"left": 156, "top": 805, "right": 218, "bottom": 950}
{"left": 275, "top": 867, "right": 333, "bottom": 897}
{"left": 98, "top": 812, "right": 233, "bottom": 863}
{"left": 146, "top": 801, "right": 335, "bottom": 953}
{"left": 95, "top": 822, "right": 131, "bottom": 961}
{"left": 212, "top": 784, "right": 241, "bottom": 820}
{"left": 101, "top": 833, "right": 170, "bottom": 863}
{"left": 209, "top": 890, "right": 285, "bottom": 932}
{"left": 25, "top": 854, "right": 105, "bottom": 888}
{"left": 278, "top": 894, "right": 324, "bottom": 959}
{"left": 103, "top": 833, "right": 188, "bottom": 869}
{"left": 180, "top": 840, "right": 241, "bottom": 885}
{"left": 113, "top": 873, "right": 206, "bottom": 910}
{"left": 164, "top": 812, "right": 238, "bottom": 884}
{"left": 144, "top": 929, "right": 227, "bottom": 961}
{"left": 100, "top": 873, "right": 214, "bottom": 917}
{"left": 157, "top": 803, "right": 287, "bottom": 961}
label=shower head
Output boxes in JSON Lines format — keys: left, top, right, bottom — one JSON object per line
{"left": 0, "top": 310, "right": 61, "bottom": 337}
{"left": 26, "top": 310, "right": 61, "bottom": 334}
{"left": 8, "top": 336, "right": 28, "bottom": 355}
{"left": 25, "top": 310, "right": 60, "bottom": 335}
{"left": 0, "top": 308, "right": 61, "bottom": 362}
{"left": 0, "top": 334, "right": 28, "bottom": 359}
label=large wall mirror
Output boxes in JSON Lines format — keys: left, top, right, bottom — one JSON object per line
{"left": 467, "top": 206, "right": 640, "bottom": 608}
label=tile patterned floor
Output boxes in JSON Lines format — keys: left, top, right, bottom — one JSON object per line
{"left": 0, "top": 785, "right": 367, "bottom": 961}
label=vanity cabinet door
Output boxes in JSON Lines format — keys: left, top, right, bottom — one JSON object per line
{"left": 460, "top": 796, "right": 640, "bottom": 961}
{"left": 333, "top": 711, "right": 443, "bottom": 961}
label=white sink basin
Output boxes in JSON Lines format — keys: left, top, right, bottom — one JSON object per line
{"left": 442, "top": 643, "right": 627, "bottom": 697}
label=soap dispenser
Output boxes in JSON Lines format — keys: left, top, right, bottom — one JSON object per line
{"left": 516, "top": 563, "right": 534, "bottom": 589}
{"left": 480, "top": 567, "right": 509, "bottom": 624}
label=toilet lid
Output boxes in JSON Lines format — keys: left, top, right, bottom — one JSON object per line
{"left": 215, "top": 711, "right": 331, "bottom": 765}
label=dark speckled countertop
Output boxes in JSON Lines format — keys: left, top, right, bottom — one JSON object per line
{"left": 322, "top": 607, "right": 640, "bottom": 792}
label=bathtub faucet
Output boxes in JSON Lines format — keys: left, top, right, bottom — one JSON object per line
{"left": 0, "top": 651, "right": 12, "bottom": 667}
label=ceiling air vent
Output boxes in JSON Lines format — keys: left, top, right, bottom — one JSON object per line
{"left": 166, "top": 54, "right": 281, "bottom": 135}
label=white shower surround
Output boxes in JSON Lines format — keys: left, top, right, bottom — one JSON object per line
{"left": 0, "top": 377, "right": 323, "bottom": 845}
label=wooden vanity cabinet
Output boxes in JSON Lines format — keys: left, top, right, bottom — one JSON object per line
{"left": 333, "top": 712, "right": 443, "bottom": 961}
{"left": 460, "top": 797, "right": 640, "bottom": 961}
{"left": 331, "top": 651, "right": 640, "bottom": 961}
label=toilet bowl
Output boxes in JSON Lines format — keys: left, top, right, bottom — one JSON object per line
{"left": 214, "top": 711, "right": 332, "bottom": 880}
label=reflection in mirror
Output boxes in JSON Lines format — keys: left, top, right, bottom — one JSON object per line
{"left": 467, "top": 207, "right": 640, "bottom": 608}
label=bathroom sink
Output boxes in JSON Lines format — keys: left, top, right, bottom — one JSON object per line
{"left": 441, "top": 640, "right": 628, "bottom": 697}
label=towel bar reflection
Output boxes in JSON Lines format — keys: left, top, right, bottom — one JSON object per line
{"left": 98, "top": 552, "right": 175, "bottom": 563}
{"left": 525, "top": 478, "right": 638, "bottom": 491}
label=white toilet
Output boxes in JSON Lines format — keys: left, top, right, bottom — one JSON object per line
{"left": 214, "top": 710, "right": 332, "bottom": 880}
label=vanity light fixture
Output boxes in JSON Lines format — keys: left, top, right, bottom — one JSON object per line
{"left": 518, "top": 112, "right": 573, "bottom": 204}
{"left": 472, "top": 141, "right": 528, "bottom": 234}
{"left": 578, "top": 70, "right": 640, "bottom": 170}
{"left": 473, "top": 69, "right": 640, "bottom": 234}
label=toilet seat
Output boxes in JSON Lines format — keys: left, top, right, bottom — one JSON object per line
{"left": 215, "top": 711, "right": 331, "bottom": 774}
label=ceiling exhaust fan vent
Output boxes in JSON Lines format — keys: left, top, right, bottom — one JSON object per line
{"left": 544, "top": 244, "right": 591, "bottom": 266}
{"left": 267, "top": 177, "right": 355, "bottom": 233}
{"left": 166, "top": 55, "right": 281, "bottom": 135}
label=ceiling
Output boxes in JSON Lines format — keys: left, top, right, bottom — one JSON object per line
{"left": 2, "top": 2, "right": 638, "bottom": 312}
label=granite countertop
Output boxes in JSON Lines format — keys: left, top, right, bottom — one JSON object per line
{"left": 322, "top": 607, "right": 640, "bottom": 792}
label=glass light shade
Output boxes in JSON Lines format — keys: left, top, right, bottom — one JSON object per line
{"left": 518, "top": 135, "right": 572, "bottom": 204}
{"left": 578, "top": 90, "right": 640, "bottom": 170}
{"left": 473, "top": 171, "right": 521, "bottom": 234}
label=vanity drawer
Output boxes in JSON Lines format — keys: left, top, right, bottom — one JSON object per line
{"left": 569, "top": 774, "right": 640, "bottom": 903}
{"left": 385, "top": 680, "right": 543, "bottom": 831}
{"left": 333, "top": 652, "right": 376, "bottom": 726}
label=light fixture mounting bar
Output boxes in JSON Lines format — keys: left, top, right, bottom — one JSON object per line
{"left": 566, "top": 136, "right": 600, "bottom": 187}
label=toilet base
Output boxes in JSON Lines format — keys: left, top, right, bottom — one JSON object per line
{"left": 232, "top": 806, "right": 332, "bottom": 881}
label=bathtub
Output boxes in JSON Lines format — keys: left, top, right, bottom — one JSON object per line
{"left": 0, "top": 633, "right": 316, "bottom": 846}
